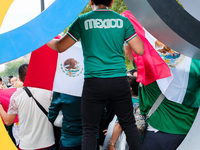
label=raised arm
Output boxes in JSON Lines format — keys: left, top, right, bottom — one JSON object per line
{"left": 47, "top": 34, "right": 76, "bottom": 53}
{"left": 127, "top": 35, "right": 144, "bottom": 56}
{"left": 124, "top": 44, "right": 134, "bottom": 63}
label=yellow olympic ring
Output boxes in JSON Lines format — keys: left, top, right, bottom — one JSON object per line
{"left": 0, "top": 118, "right": 17, "bottom": 150}
{"left": 0, "top": 1, "right": 20, "bottom": 149}
{"left": 0, "top": 0, "right": 17, "bottom": 148}
{"left": 0, "top": 0, "right": 13, "bottom": 27}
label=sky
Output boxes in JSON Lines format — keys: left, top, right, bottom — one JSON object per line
{"left": 0, "top": 0, "right": 55, "bottom": 71}
{"left": 0, "top": 0, "right": 55, "bottom": 34}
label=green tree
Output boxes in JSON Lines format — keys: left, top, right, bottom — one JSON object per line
{"left": 0, "top": 60, "right": 29, "bottom": 77}
{"left": 80, "top": 0, "right": 128, "bottom": 14}
{"left": 111, "top": 0, "right": 128, "bottom": 14}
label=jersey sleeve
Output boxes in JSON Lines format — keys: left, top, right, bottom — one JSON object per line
{"left": 48, "top": 92, "right": 62, "bottom": 124}
{"left": 124, "top": 17, "right": 137, "bottom": 42}
{"left": 67, "top": 16, "right": 82, "bottom": 42}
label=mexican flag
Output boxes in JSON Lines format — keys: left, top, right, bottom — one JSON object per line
{"left": 122, "top": 11, "right": 200, "bottom": 108}
{"left": 24, "top": 39, "right": 84, "bottom": 97}
{"left": 122, "top": 11, "right": 172, "bottom": 86}
{"left": 150, "top": 36, "right": 200, "bottom": 108}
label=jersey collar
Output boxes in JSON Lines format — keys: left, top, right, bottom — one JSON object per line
{"left": 94, "top": 9, "right": 111, "bottom": 11}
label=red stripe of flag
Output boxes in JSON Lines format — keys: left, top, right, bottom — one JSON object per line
{"left": 24, "top": 36, "right": 61, "bottom": 90}
{"left": 122, "top": 11, "right": 171, "bottom": 86}
{"left": 23, "top": 44, "right": 58, "bottom": 90}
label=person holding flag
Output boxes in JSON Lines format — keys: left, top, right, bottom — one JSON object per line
{"left": 47, "top": 0, "right": 144, "bottom": 149}
{"left": 122, "top": 10, "right": 199, "bottom": 150}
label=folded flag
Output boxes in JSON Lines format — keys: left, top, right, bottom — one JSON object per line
{"left": 122, "top": 10, "right": 200, "bottom": 108}
{"left": 147, "top": 32, "right": 200, "bottom": 108}
{"left": 121, "top": 11, "right": 172, "bottom": 86}
{"left": 24, "top": 40, "right": 84, "bottom": 97}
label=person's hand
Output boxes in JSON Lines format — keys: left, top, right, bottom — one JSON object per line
{"left": 1, "top": 80, "right": 7, "bottom": 89}
{"left": 107, "top": 143, "right": 116, "bottom": 150}
{"left": 103, "top": 129, "right": 107, "bottom": 136}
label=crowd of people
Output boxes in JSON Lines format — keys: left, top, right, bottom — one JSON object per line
{"left": 0, "top": 0, "right": 197, "bottom": 150}
{"left": 0, "top": 75, "right": 23, "bottom": 89}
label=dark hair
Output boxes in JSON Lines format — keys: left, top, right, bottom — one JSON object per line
{"left": 18, "top": 63, "right": 28, "bottom": 83}
{"left": 93, "top": 0, "right": 112, "bottom": 6}
{"left": 127, "top": 69, "right": 137, "bottom": 76}
{"left": 0, "top": 77, "right": 2, "bottom": 82}
{"left": 8, "top": 75, "right": 13, "bottom": 79}
{"left": 127, "top": 76, "right": 139, "bottom": 96}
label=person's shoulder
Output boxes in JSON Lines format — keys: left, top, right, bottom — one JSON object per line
{"left": 79, "top": 11, "right": 94, "bottom": 18}
{"left": 110, "top": 10, "right": 126, "bottom": 18}
{"left": 72, "top": 12, "right": 91, "bottom": 23}
{"left": 28, "top": 87, "right": 51, "bottom": 94}
{"left": 10, "top": 88, "right": 24, "bottom": 101}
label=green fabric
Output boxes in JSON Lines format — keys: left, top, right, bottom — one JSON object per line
{"left": 132, "top": 59, "right": 137, "bottom": 69}
{"left": 48, "top": 92, "right": 82, "bottom": 147}
{"left": 68, "top": 9, "right": 136, "bottom": 78}
{"left": 183, "top": 58, "right": 200, "bottom": 108}
{"left": 138, "top": 81, "right": 198, "bottom": 135}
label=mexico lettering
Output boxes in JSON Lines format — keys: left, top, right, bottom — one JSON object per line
{"left": 84, "top": 19, "right": 123, "bottom": 30}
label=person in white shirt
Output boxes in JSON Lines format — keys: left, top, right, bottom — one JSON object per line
{"left": 0, "top": 63, "right": 56, "bottom": 150}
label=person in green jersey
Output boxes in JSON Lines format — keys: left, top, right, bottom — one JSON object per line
{"left": 47, "top": 0, "right": 144, "bottom": 150}
{"left": 138, "top": 81, "right": 197, "bottom": 150}
{"left": 125, "top": 42, "right": 198, "bottom": 150}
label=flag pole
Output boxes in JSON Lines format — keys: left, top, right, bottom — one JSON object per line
{"left": 41, "top": 0, "right": 45, "bottom": 12}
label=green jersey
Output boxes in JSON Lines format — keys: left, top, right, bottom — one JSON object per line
{"left": 138, "top": 81, "right": 198, "bottom": 135}
{"left": 68, "top": 9, "right": 137, "bottom": 78}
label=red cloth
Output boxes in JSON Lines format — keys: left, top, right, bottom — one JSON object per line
{"left": 122, "top": 11, "right": 171, "bottom": 86}
{"left": 0, "top": 88, "right": 18, "bottom": 123}
{"left": 24, "top": 35, "right": 61, "bottom": 90}
{"left": 23, "top": 44, "right": 58, "bottom": 90}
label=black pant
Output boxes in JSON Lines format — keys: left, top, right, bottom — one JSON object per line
{"left": 81, "top": 77, "right": 142, "bottom": 150}
{"left": 143, "top": 131, "right": 186, "bottom": 150}
{"left": 59, "top": 142, "right": 81, "bottom": 150}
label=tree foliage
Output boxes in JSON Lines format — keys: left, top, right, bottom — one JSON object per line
{"left": 81, "top": 0, "right": 128, "bottom": 14}
{"left": 0, "top": 60, "right": 29, "bottom": 78}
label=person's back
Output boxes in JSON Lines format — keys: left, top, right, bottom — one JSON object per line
{"left": 139, "top": 81, "right": 198, "bottom": 150}
{"left": 68, "top": 10, "right": 137, "bottom": 78}
{"left": 48, "top": 92, "right": 82, "bottom": 149}
{"left": 0, "top": 63, "right": 55, "bottom": 150}
{"left": 11, "top": 87, "right": 54, "bottom": 149}
{"left": 47, "top": 1, "right": 144, "bottom": 149}
{"left": 68, "top": 8, "right": 143, "bottom": 148}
